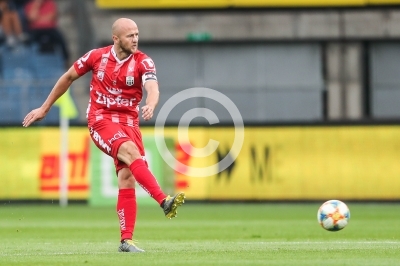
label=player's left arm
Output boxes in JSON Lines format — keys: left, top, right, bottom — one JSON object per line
{"left": 142, "top": 80, "right": 159, "bottom": 121}
{"left": 140, "top": 57, "right": 159, "bottom": 121}
{"left": 22, "top": 66, "right": 80, "bottom": 127}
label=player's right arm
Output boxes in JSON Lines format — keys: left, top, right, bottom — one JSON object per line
{"left": 22, "top": 66, "right": 80, "bottom": 127}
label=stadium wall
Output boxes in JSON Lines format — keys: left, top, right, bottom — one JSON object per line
{"left": 53, "top": 1, "right": 400, "bottom": 124}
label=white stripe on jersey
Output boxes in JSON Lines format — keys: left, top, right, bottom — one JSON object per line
{"left": 111, "top": 113, "right": 120, "bottom": 123}
{"left": 127, "top": 115, "right": 134, "bottom": 127}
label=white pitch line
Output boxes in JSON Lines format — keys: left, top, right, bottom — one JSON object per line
{"left": 0, "top": 252, "right": 113, "bottom": 257}
{"left": 1, "top": 241, "right": 399, "bottom": 257}
{"left": 236, "top": 241, "right": 400, "bottom": 244}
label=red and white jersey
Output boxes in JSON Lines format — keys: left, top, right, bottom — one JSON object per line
{"left": 73, "top": 45, "right": 158, "bottom": 127}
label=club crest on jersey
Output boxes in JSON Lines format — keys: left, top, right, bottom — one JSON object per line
{"left": 126, "top": 76, "right": 134, "bottom": 86}
{"left": 97, "top": 71, "right": 104, "bottom": 81}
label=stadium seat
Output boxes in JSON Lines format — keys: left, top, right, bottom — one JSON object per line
{"left": 0, "top": 45, "right": 33, "bottom": 71}
{"left": 0, "top": 83, "right": 23, "bottom": 123}
{"left": 29, "top": 83, "right": 60, "bottom": 124}
{"left": 0, "top": 45, "right": 33, "bottom": 80}
{"left": 0, "top": 43, "right": 63, "bottom": 125}
{"left": 2, "top": 67, "right": 34, "bottom": 81}
{"left": 30, "top": 44, "right": 64, "bottom": 80}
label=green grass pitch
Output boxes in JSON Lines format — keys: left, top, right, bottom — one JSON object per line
{"left": 0, "top": 203, "right": 399, "bottom": 265}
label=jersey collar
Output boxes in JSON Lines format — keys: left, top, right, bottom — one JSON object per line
{"left": 111, "top": 45, "right": 132, "bottom": 64}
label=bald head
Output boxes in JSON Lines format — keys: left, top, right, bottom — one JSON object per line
{"left": 112, "top": 18, "right": 138, "bottom": 37}
{"left": 111, "top": 18, "right": 140, "bottom": 58}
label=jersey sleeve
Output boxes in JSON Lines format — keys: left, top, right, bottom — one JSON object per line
{"left": 73, "top": 49, "right": 96, "bottom": 76}
{"left": 139, "top": 57, "right": 158, "bottom": 85}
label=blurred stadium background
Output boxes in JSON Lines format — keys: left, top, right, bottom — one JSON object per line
{"left": 1, "top": 1, "right": 400, "bottom": 264}
{"left": 1, "top": 0, "right": 400, "bottom": 203}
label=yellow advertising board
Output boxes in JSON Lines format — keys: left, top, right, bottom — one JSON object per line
{"left": 141, "top": 127, "right": 210, "bottom": 200}
{"left": 234, "top": 0, "right": 400, "bottom": 7}
{"left": 206, "top": 126, "right": 400, "bottom": 200}
{"left": 39, "top": 128, "right": 90, "bottom": 200}
{"left": 234, "top": 0, "right": 365, "bottom": 7}
{"left": 96, "top": 0, "right": 400, "bottom": 9}
{"left": 96, "top": 0, "right": 229, "bottom": 9}
{"left": 0, "top": 128, "right": 41, "bottom": 199}
{"left": 144, "top": 125, "right": 400, "bottom": 200}
{"left": 0, "top": 127, "right": 211, "bottom": 200}
{"left": 0, "top": 128, "right": 89, "bottom": 200}
{"left": 369, "top": 0, "right": 400, "bottom": 3}
{"left": 1, "top": 126, "right": 400, "bottom": 201}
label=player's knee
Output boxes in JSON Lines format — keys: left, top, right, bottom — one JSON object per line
{"left": 118, "top": 168, "right": 136, "bottom": 188}
{"left": 117, "top": 141, "right": 142, "bottom": 165}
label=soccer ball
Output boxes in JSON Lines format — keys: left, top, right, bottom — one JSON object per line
{"left": 317, "top": 200, "right": 350, "bottom": 231}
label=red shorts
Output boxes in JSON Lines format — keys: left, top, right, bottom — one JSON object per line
{"left": 88, "top": 119, "right": 145, "bottom": 173}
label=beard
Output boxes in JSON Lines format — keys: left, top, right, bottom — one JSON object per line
{"left": 119, "top": 40, "right": 137, "bottom": 54}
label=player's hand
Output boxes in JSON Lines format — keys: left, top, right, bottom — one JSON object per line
{"left": 22, "top": 107, "right": 47, "bottom": 127}
{"left": 141, "top": 105, "right": 154, "bottom": 121}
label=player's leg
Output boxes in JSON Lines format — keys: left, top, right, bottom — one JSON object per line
{"left": 116, "top": 168, "right": 144, "bottom": 253}
{"left": 118, "top": 141, "right": 186, "bottom": 219}
{"left": 116, "top": 168, "right": 136, "bottom": 242}
{"left": 117, "top": 140, "right": 167, "bottom": 203}
{"left": 88, "top": 121, "right": 143, "bottom": 252}
{"left": 88, "top": 120, "right": 161, "bottom": 200}
{"left": 89, "top": 120, "right": 185, "bottom": 219}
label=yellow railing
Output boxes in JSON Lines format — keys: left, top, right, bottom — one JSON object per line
{"left": 96, "top": 0, "right": 400, "bottom": 9}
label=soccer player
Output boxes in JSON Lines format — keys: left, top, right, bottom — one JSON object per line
{"left": 22, "top": 18, "right": 185, "bottom": 253}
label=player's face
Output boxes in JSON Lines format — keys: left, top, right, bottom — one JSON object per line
{"left": 118, "top": 27, "right": 139, "bottom": 54}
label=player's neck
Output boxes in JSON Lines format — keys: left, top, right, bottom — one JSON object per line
{"left": 112, "top": 46, "right": 131, "bottom": 61}
{"left": 115, "top": 51, "right": 130, "bottom": 61}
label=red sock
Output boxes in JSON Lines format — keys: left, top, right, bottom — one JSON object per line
{"left": 117, "top": 188, "right": 136, "bottom": 241}
{"left": 129, "top": 159, "right": 167, "bottom": 204}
